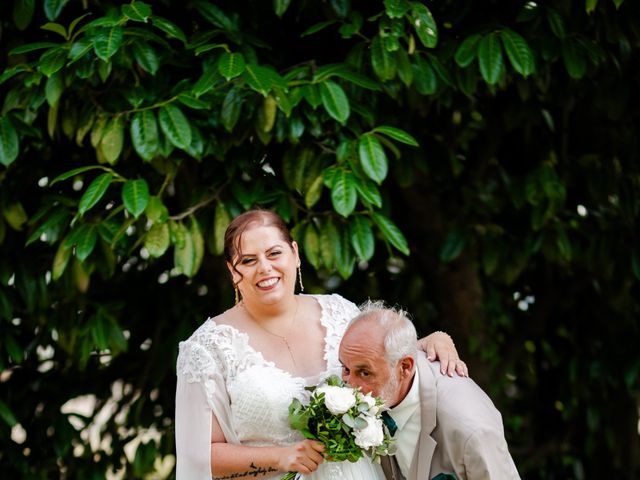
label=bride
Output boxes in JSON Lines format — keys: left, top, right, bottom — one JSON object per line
{"left": 175, "top": 209, "right": 467, "bottom": 479}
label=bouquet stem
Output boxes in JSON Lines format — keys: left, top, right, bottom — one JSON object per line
{"left": 280, "top": 472, "right": 300, "bottom": 480}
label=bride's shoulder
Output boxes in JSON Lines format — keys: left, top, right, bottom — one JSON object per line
{"left": 179, "top": 309, "right": 244, "bottom": 354}
{"left": 308, "top": 293, "right": 360, "bottom": 324}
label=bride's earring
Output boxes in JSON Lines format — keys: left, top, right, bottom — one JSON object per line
{"left": 297, "top": 265, "right": 304, "bottom": 292}
{"left": 234, "top": 285, "right": 240, "bottom": 305}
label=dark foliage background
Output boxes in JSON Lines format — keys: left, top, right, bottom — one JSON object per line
{"left": 0, "top": 0, "right": 639, "bottom": 478}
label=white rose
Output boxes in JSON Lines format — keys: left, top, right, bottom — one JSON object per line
{"left": 358, "top": 393, "right": 380, "bottom": 415}
{"left": 354, "top": 415, "right": 384, "bottom": 448}
{"left": 317, "top": 385, "right": 357, "bottom": 414}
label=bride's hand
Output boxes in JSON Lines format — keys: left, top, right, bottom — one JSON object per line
{"left": 418, "top": 331, "right": 469, "bottom": 377}
{"left": 279, "top": 439, "right": 325, "bottom": 474}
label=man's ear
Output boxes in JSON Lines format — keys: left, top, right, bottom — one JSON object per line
{"left": 399, "top": 356, "right": 415, "bottom": 378}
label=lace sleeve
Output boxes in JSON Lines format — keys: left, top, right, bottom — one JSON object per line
{"left": 175, "top": 331, "right": 240, "bottom": 479}
{"left": 317, "top": 293, "right": 361, "bottom": 372}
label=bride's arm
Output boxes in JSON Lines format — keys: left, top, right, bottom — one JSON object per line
{"left": 210, "top": 414, "right": 325, "bottom": 478}
{"left": 418, "top": 331, "right": 469, "bottom": 377}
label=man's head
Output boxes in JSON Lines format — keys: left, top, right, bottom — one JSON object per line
{"left": 339, "top": 301, "right": 418, "bottom": 408}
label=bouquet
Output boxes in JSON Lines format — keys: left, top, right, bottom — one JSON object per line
{"left": 282, "top": 375, "right": 394, "bottom": 479}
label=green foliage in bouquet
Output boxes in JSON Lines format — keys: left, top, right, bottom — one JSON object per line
{"left": 284, "top": 375, "right": 393, "bottom": 479}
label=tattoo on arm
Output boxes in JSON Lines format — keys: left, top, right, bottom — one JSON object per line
{"left": 213, "top": 462, "right": 278, "bottom": 479}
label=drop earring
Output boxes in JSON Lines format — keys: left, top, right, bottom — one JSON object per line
{"left": 234, "top": 285, "right": 240, "bottom": 305}
{"left": 297, "top": 265, "right": 304, "bottom": 292}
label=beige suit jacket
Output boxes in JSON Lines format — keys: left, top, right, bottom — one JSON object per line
{"left": 381, "top": 353, "right": 520, "bottom": 480}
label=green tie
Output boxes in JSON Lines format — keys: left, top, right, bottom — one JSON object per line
{"left": 381, "top": 411, "right": 397, "bottom": 436}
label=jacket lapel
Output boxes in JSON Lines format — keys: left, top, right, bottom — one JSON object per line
{"left": 408, "top": 355, "right": 438, "bottom": 480}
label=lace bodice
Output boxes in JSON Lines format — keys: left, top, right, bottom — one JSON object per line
{"left": 176, "top": 294, "right": 360, "bottom": 446}
{"left": 175, "top": 293, "right": 385, "bottom": 480}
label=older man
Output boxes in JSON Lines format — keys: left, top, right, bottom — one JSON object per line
{"left": 339, "top": 302, "right": 520, "bottom": 480}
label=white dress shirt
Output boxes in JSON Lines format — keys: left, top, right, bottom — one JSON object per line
{"left": 389, "top": 372, "right": 421, "bottom": 477}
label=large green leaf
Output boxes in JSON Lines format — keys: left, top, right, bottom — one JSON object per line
{"left": 50, "top": 165, "right": 106, "bottom": 185}
{"left": 500, "top": 29, "right": 535, "bottom": 76}
{"left": 100, "top": 117, "right": 124, "bottom": 165}
{"left": 410, "top": 2, "right": 438, "bottom": 48}
{"left": 454, "top": 34, "right": 482, "bottom": 68}
{"left": 274, "top": 0, "right": 292, "bottom": 17}
{"left": 158, "top": 104, "right": 192, "bottom": 149}
{"left": 132, "top": 43, "right": 159, "bottom": 75}
{"left": 151, "top": 16, "right": 186, "bottom": 43}
{"left": 193, "top": 1, "right": 233, "bottom": 30}
{"left": 144, "top": 196, "right": 169, "bottom": 224}
{"left": 384, "top": 0, "right": 410, "bottom": 18}
{"left": 193, "top": 65, "right": 222, "bottom": 97}
{"left": 439, "top": 231, "right": 466, "bottom": 262}
{"left": 122, "top": 2, "right": 152, "bottom": 22}
{"left": 396, "top": 48, "right": 414, "bottom": 86}
{"left": 371, "top": 126, "right": 419, "bottom": 146}
{"left": 371, "top": 35, "right": 397, "bottom": 81}
{"left": 172, "top": 222, "right": 196, "bottom": 277}
{"left": 26, "top": 208, "right": 70, "bottom": 246}
{"left": 213, "top": 202, "right": 231, "bottom": 256}
{"left": 478, "top": 33, "right": 504, "bottom": 84}
{"left": 41, "top": 22, "right": 67, "bottom": 38}
{"left": 243, "top": 64, "right": 274, "bottom": 96}
{"left": 330, "top": 170, "right": 358, "bottom": 217}
{"left": 562, "top": 37, "right": 586, "bottom": 79}
{"left": 144, "top": 223, "right": 171, "bottom": 258}
{"left": 13, "top": 0, "right": 35, "bottom": 31}
{"left": 350, "top": 216, "right": 375, "bottom": 261}
{"left": 0, "top": 116, "right": 19, "bottom": 167}
{"left": 130, "top": 110, "right": 159, "bottom": 161}
{"left": 585, "top": 0, "right": 598, "bottom": 13}
{"left": 10, "top": 42, "right": 59, "bottom": 55}
{"left": 358, "top": 134, "right": 388, "bottom": 184}
{"left": 189, "top": 217, "right": 205, "bottom": 276}
{"left": 335, "top": 226, "right": 355, "bottom": 279}
{"left": 221, "top": 88, "right": 243, "bottom": 132}
{"left": 122, "top": 179, "right": 150, "bottom": 218}
{"left": 315, "top": 65, "right": 382, "bottom": 91}
{"left": 303, "top": 223, "right": 321, "bottom": 270}
{"left": 354, "top": 177, "right": 382, "bottom": 208}
{"left": 412, "top": 56, "right": 437, "bottom": 95}
{"left": 39, "top": 47, "right": 68, "bottom": 77}
{"left": 79, "top": 173, "right": 113, "bottom": 215}
{"left": 371, "top": 212, "right": 409, "bottom": 255}
{"left": 546, "top": 8, "right": 566, "bottom": 39}
{"left": 93, "top": 27, "right": 124, "bottom": 62}
{"left": 319, "top": 80, "right": 350, "bottom": 124}
{"left": 0, "top": 398, "right": 18, "bottom": 427}
{"left": 318, "top": 217, "right": 339, "bottom": 268}
{"left": 45, "top": 73, "right": 63, "bottom": 107}
{"left": 218, "top": 52, "right": 246, "bottom": 80}
{"left": 305, "top": 174, "right": 324, "bottom": 208}
{"left": 44, "top": 0, "right": 69, "bottom": 21}
{"left": 65, "top": 224, "right": 98, "bottom": 261}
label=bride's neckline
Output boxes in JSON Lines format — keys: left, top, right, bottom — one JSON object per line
{"left": 211, "top": 294, "right": 330, "bottom": 383}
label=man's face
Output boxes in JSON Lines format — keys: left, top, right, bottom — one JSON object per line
{"left": 339, "top": 321, "right": 402, "bottom": 406}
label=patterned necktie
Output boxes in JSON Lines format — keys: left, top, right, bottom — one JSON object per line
{"left": 381, "top": 410, "right": 397, "bottom": 436}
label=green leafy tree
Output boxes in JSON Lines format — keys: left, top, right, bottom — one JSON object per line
{"left": 0, "top": 0, "right": 638, "bottom": 478}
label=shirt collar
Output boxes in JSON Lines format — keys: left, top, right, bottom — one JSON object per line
{"left": 389, "top": 371, "right": 420, "bottom": 431}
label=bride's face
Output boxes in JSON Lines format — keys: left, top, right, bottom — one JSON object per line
{"left": 228, "top": 225, "right": 300, "bottom": 306}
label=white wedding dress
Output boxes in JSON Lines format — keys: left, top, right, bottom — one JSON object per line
{"left": 175, "top": 294, "right": 385, "bottom": 480}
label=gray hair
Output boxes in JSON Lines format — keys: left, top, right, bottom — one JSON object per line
{"left": 350, "top": 300, "right": 418, "bottom": 369}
